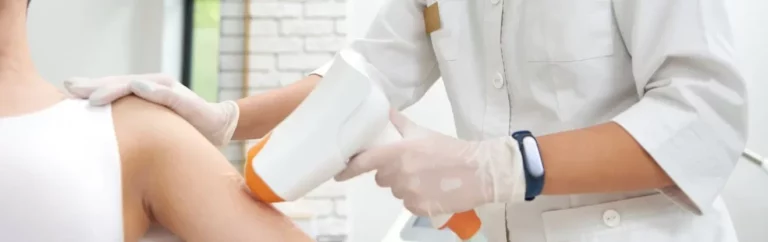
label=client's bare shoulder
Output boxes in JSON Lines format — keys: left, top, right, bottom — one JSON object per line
{"left": 111, "top": 95, "right": 200, "bottom": 167}
{"left": 110, "top": 96, "right": 312, "bottom": 242}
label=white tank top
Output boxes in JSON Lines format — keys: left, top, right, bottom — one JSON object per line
{"left": 0, "top": 99, "right": 124, "bottom": 241}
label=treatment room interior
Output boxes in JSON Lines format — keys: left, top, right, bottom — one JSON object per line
{"left": 26, "top": 0, "right": 767, "bottom": 241}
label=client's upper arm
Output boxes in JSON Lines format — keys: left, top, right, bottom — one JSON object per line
{"left": 113, "top": 96, "right": 312, "bottom": 242}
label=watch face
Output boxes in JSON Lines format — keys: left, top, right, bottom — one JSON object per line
{"left": 522, "top": 136, "right": 544, "bottom": 177}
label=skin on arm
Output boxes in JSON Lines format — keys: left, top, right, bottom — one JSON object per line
{"left": 114, "top": 96, "right": 312, "bottom": 242}
{"left": 539, "top": 122, "right": 674, "bottom": 195}
{"left": 233, "top": 75, "right": 320, "bottom": 140}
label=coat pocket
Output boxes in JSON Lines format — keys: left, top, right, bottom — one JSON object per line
{"left": 523, "top": 0, "right": 615, "bottom": 62}
{"left": 541, "top": 194, "right": 717, "bottom": 242}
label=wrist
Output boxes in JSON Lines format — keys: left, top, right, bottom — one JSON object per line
{"left": 511, "top": 131, "right": 545, "bottom": 201}
{"left": 212, "top": 100, "right": 239, "bottom": 146}
{"left": 482, "top": 137, "right": 527, "bottom": 203}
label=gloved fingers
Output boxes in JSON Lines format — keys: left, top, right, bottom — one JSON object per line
{"left": 390, "top": 187, "right": 406, "bottom": 200}
{"left": 372, "top": 154, "right": 408, "bottom": 186}
{"left": 134, "top": 73, "right": 178, "bottom": 87}
{"left": 87, "top": 82, "right": 133, "bottom": 106}
{"left": 397, "top": 170, "right": 486, "bottom": 213}
{"left": 404, "top": 197, "right": 474, "bottom": 218}
{"left": 403, "top": 200, "right": 429, "bottom": 216}
{"left": 389, "top": 177, "right": 420, "bottom": 200}
{"left": 105, "top": 73, "right": 178, "bottom": 87}
{"left": 210, "top": 100, "right": 241, "bottom": 146}
{"left": 388, "top": 110, "right": 434, "bottom": 139}
{"left": 374, "top": 168, "right": 396, "bottom": 187}
{"left": 63, "top": 77, "right": 97, "bottom": 97}
{"left": 64, "top": 73, "right": 179, "bottom": 102}
{"left": 63, "top": 77, "right": 129, "bottom": 98}
{"left": 334, "top": 142, "right": 409, "bottom": 181}
{"left": 129, "top": 80, "right": 183, "bottom": 109}
{"left": 403, "top": 198, "right": 449, "bottom": 217}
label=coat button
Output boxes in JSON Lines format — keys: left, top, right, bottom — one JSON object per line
{"left": 602, "top": 209, "right": 621, "bottom": 228}
{"left": 493, "top": 73, "right": 505, "bottom": 89}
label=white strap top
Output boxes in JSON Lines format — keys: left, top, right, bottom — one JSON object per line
{"left": 0, "top": 99, "right": 123, "bottom": 241}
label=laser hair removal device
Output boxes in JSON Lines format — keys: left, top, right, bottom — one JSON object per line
{"left": 242, "top": 50, "right": 485, "bottom": 241}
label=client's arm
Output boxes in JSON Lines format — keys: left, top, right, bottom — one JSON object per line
{"left": 113, "top": 96, "right": 312, "bottom": 242}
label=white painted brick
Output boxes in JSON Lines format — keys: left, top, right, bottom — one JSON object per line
{"left": 278, "top": 72, "right": 306, "bottom": 86}
{"left": 220, "top": 37, "right": 304, "bottom": 53}
{"left": 281, "top": 19, "right": 334, "bottom": 35}
{"left": 334, "top": 199, "right": 347, "bottom": 217}
{"left": 220, "top": 2, "right": 246, "bottom": 17}
{"left": 222, "top": 19, "right": 279, "bottom": 36}
{"left": 306, "top": 180, "right": 346, "bottom": 198}
{"left": 305, "top": 37, "right": 345, "bottom": 52}
{"left": 334, "top": 19, "right": 346, "bottom": 34}
{"left": 222, "top": 2, "right": 303, "bottom": 18}
{"left": 251, "top": 20, "right": 281, "bottom": 36}
{"left": 218, "top": 54, "right": 242, "bottom": 70}
{"left": 221, "top": 19, "right": 243, "bottom": 35}
{"left": 232, "top": 160, "right": 245, "bottom": 173}
{"left": 252, "top": 37, "right": 304, "bottom": 53}
{"left": 245, "top": 139, "right": 260, "bottom": 149}
{"left": 251, "top": 3, "right": 303, "bottom": 18}
{"left": 222, "top": 142, "right": 245, "bottom": 161}
{"left": 279, "top": 72, "right": 306, "bottom": 86}
{"left": 218, "top": 88, "right": 267, "bottom": 102}
{"left": 292, "top": 219, "right": 317, "bottom": 238}
{"left": 274, "top": 199, "right": 335, "bottom": 218}
{"left": 218, "top": 89, "right": 243, "bottom": 102}
{"left": 304, "top": 2, "right": 346, "bottom": 18}
{"left": 317, "top": 235, "right": 347, "bottom": 242}
{"left": 219, "top": 71, "right": 285, "bottom": 89}
{"left": 253, "top": 72, "right": 290, "bottom": 88}
{"left": 278, "top": 53, "right": 333, "bottom": 71}
{"left": 249, "top": 88, "right": 268, "bottom": 96}
{"left": 271, "top": 0, "right": 330, "bottom": 2}
{"left": 314, "top": 217, "right": 348, "bottom": 236}
{"left": 219, "top": 36, "right": 244, "bottom": 52}
{"left": 219, "top": 54, "right": 276, "bottom": 71}
{"left": 219, "top": 72, "right": 244, "bottom": 88}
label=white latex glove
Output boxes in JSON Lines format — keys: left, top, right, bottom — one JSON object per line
{"left": 335, "top": 111, "right": 527, "bottom": 217}
{"left": 64, "top": 74, "right": 239, "bottom": 146}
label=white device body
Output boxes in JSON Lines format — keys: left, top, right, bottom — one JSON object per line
{"left": 248, "top": 52, "right": 393, "bottom": 201}
{"left": 247, "top": 49, "right": 458, "bottom": 232}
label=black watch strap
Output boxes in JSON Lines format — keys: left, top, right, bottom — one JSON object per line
{"left": 511, "top": 131, "right": 545, "bottom": 201}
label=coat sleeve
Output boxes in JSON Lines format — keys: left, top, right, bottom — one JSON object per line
{"left": 319, "top": 0, "right": 441, "bottom": 110}
{"left": 611, "top": 0, "right": 748, "bottom": 214}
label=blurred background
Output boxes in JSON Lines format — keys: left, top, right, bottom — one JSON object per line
{"left": 26, "top": 0, "right": 767, "bottom": 241}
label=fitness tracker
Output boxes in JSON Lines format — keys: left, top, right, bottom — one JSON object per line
{"left": 511, "top": 131, "right": 545, "bottom": 201}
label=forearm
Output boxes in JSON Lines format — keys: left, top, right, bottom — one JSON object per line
{"left": 233, "top": 75, "right": 320, "bottom": 140}
{"left": 539, "top": 122, "right": 674, "bottom": 195}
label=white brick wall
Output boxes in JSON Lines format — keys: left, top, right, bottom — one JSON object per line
{"left": 218, "top": 0, "right": 348, "bottom": 240}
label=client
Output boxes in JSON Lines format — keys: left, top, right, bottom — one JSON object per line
{"left": 0, "top": 1, "right": 312, "bottom": 241}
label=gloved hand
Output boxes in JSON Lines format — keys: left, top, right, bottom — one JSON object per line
{"left": 64, "top": 74, "right": 239, "bottom": 146}
{"left": 335, "top": 111, "right": 527, "bottom": 217}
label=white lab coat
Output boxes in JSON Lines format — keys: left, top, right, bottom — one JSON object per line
{"left": 313, "top": 0, "right": 748, "bottom": 241}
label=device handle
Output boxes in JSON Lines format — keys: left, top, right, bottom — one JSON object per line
{"left": 431, "top": 210, "right": 482, "bottom": 240}
{"left": 373, "top": 121, "right": 483, "bottom": 240}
